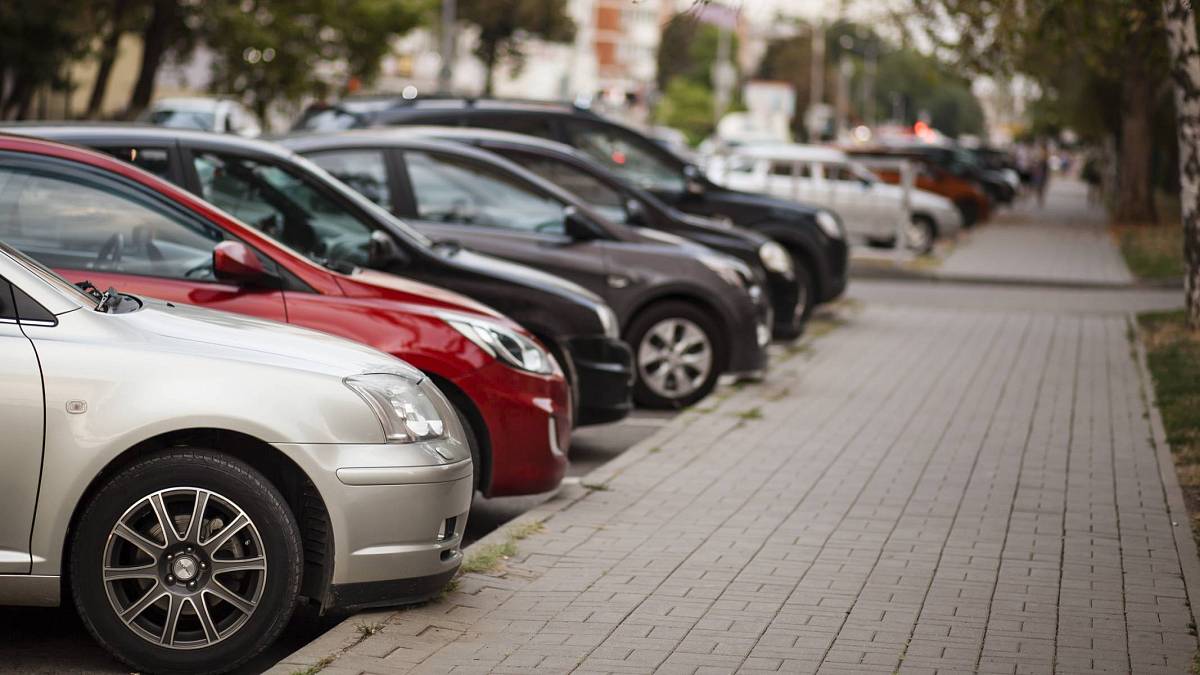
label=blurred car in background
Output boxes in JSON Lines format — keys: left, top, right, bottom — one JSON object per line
{"left": 291, "top": 96, "right": 850, "bottom": 317}
{"left": 402, "top": 126, "right": 811, "bottom": 339}
{"left": 8, "top": 124, "right": 634, "bottom": 427}
{"left": 139, "top": 97, "right": 262, "bottom": 137}
{"left": 845, "top": 145, "right": 994, "bottom": 228}
{"left": 706, "top": 144, "right": 962, "bottom": 254}
{"left": 0, "top": 236, "right": 471, "bottom": 673}
{"left": 286, "top": 130, "right": 772, "bottom": 409}
{"left": 0, "top": 131, "right": 572, "bottom": 498}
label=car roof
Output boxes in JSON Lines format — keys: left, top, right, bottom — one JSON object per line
{"left": 1, "top": 122, "right": 296, "bottom": 159}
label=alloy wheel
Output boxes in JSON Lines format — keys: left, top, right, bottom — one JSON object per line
{"left": 101, "top": 487, "right": 267, "bottom": 649}
{"left": 637, "top": 317, "right": 713, "bottom": 400}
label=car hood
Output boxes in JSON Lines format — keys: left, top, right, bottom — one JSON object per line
{"left": 438, "top": 245, "right": 608, "bottom": 306}
{"left": 337, "top": 266, "right": 507, "bottom": 320}
{"left": 116, "top": 297, "right": 413, "bottom": 379}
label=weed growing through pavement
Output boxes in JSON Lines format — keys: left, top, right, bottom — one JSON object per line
{"left": 460, "top": 540, "right": 518, "bottom": 574}
{"left": 354, "top": 621, "right": 384, "bottom": 639}
{"left": 735, "top": 407, "right": 763, "bottom": 421}
{"left": 290, "top": 654, "right": 335, "bottom": 675}
{"left": 581, "top": 481, "right": 610, "bottom": 491}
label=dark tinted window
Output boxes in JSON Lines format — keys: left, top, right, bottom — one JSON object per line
{"left": 565, "top": 122, "right": 685, "bottom": 193}
{"left": 499, "top": 150, "right": 628, "bottom": 224}
{"left": 306, "top": 150, "right": 392, "bottom": 210}
{"left": 0, "top": 164, "right": 225, "bottom": 281}
{"left": 403, "top": 151, "right": 568, "bottom": 234}
{"left": 0, "top": 278, "right": 14, "bottom": 320}
{"left": 0, "top": 277, "right": 55, "bottom": 324}
{"left": 469, "top": 114, "right": 556, "bottom": 140}
{"left": 99, "top": 146, "right": 172, "bottom": 181}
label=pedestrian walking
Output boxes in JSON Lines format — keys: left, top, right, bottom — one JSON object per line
{"left": 1032, "top": 142, "right": 1051, "bottom": 207}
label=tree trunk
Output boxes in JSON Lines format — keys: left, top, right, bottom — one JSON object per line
{"left": 1163, "top": 0, "right": 1200, "bottom": 329}
{"left": 126, "top": 0, "right": 177, "bottom": 120}
{"left": 1115, "top": 65, "right": 1159, "bottom": 223}
{"left": 480, "top": 40, "right": 497, "bottom": 96}
{"left": 87, "top": 0, "right": 131, "bottom": 119}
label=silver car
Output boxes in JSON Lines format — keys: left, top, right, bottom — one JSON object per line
{"left": 0, "top": 241, "right": 471, "bottom": 673}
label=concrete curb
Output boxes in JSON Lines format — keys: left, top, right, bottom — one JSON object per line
{"left": 1131, "top": 317, "right": 1200, "bottom": 644}
{"left": 849, "top": 260, "right": 1182, "bottom": 290}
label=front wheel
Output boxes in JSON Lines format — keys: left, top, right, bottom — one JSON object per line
{"left": 626, "top": 301, "right": 724, "bottom": 409}
{"left": 70, "top": 449, "right": 303, "bottom": 675}
{"left": 905, "top": 215, "right": 936, "bottom": 254}
{"left": 773, "top": 257, "right": 813, "bottom": 341}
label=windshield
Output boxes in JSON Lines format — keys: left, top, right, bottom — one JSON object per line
{"left": 144, "top": 109, "right": 216, "bottom": 131}
{"left": 295, "top": 108, "right": 362, "bottom": 132}
{"left": 0, "top": 239, "right": 99, "bottom": 308}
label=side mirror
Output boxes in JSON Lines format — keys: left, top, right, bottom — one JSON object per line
{"left": 624, "top": 198, "right": 647, "bottom": 225}
{"left": 563, "top": 206, "right": 598, "bottom": 241}
{"left": 213, "top": 241, "right": 270, "bottom": 283}
{"left": 683, "top": 165, "right": 706, "bottom": 195}
{"left": 368, "top": 229, "right": 408, "bottom": 268}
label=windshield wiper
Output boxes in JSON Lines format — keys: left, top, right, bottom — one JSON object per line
{"left": 74, "top": 279, "right": 103, "bottom": 301}
{"left": 95, "top": 286, "right": 123, "bottom": 313}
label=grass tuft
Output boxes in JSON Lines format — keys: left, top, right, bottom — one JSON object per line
{"left": 735, "top": 407, "right": 763, "bottom": 421}
{"left": 507, "top": 520, "right": 546, "bottom": 541}
{"left": 459, "top": 540, "right": 518, "bottom": 574}
{"left": 291, "top": 654, "right": 335, "bottom": 675}
{"left": 1116, "top": 223, "right": 1184, "bottom": 280}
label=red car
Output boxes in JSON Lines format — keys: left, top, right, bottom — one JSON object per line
{"left": 0, "top": 134, "right": 570, "bottom": 496}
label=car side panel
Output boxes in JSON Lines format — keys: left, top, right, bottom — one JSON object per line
{"left": 0, "top": 320, "right": 43, "bottom": 574}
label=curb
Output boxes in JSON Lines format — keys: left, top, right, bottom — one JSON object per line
{"left": 1131, "top": 318, "right": 1200, "bottom": 643}
{"left": 849, "top": 261, "right": 1182, "bottom": 291}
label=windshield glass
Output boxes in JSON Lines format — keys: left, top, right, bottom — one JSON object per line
{"left": 0, "top": 239, "right": 98, "bottom": 308}
{"left": 295, "top": 108, "right": 362, "bottom": 132}
{"left": 144, "top": 109, "right": 216, "bottom": 131}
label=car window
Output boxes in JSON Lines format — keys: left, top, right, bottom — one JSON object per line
{"left": 0, "top": 277, "right": 14, "bottom": 320}
{"left": 98, "top": 146, "right": 172, "bottom": 181}
{"left": 403, "top": 150, "right": 569, "bottom": 234}
{"left": 565, "top": 122, "right": 685, "bottom": 193}
{"left": 145, "top": 108, "right": 215, "bottom": 131}
{"left": 0, "top": 164, "right": 225, "bottom": 281}
{"left": 306, "top": 150, "right": 392, "bottom": 211}
{"left": 499, "top": 150, "right": 628, "bottom": 224}
{"left": 193, "top": 151, "right": 374, "bottom": 267}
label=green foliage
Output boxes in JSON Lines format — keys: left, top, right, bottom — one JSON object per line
{"left": 457, "top": 0, "right": 576, "bottom": 94}
{"left": 656, "top": 12, "right": 736, "bottom": 92}
{"left": 203, "top": 0, "right": 426, "bottom": 119}
{"left": 0, "top": 0, "right": 95, "bottom": 118}
{"left": 871, "top": 45, "right": 984, "bottom": 137}
{"left": 1117, "top": 223, "right": 1185, "bottom": 280}
{"left": 655, "top": 79, "right": 715, "bottom": 145}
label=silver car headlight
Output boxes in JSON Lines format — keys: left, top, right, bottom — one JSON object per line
{"left": 596, "top": 303, "right": 619, "bottom": 340}
{"left": 699, "top": 254, "right": 747, "bottom": 288}
{"left": 345, "top": 372, "right": 447, "bottom": 443}
{"left": 441, "top": 313, "right": 555, "bottom": 375}
{"left": 815, "top": 210, "right": 843, "bottom": 240}
{"left": 758, "top": 241, "right": 794, "bottom": 276}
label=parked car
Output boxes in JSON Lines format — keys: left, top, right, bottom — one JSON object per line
{"left": 285, "top": 130, "right": 772, "bottom": 408}
{"left": 845, "top": 145, "right": 994, "bottom": 227}
{"left": 0, "top": 132, "right": 572, "bottom": 498}
{"left": 140, "top": 97, "right": 262, "bottom": 137}
{"left": 705, "top": 144, "right": 963, "bottom": 254}
{"left": 292, "top": 96, "right": 850, "bottom": 318}
{"left": 0, "top": 238, "right": 472, "bottom": 673}
{"left": 352, "top": 125, "right": 810, "bottom": 339}
{"left": 6, "top": 124, "right": 632, "bottom": 428}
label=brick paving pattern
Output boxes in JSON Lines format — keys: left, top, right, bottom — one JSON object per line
{"left": 939, "top": 182, "right": 1135, "bottom": 286}
{"left": 271, "top": 298, "right": 1199, "bottom": 674}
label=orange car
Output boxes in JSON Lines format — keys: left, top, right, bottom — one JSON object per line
{"left": 845, "top": 148, "right": 992, "bottom": 227}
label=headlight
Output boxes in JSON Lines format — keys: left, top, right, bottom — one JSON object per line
{"left": 699, "top": 254, "right": 747, "bottom": 288}
{"left": 344, "top": 372, "right": 446, "bottom": 443}
{"left": 815, "top": 210, "right": 843, "bottom": 239}
{"left": 595, "top": 303, "right": 619, "bottom": 340}
{"left": 758, "top": 241, "right": 794, "bottom": 276}
{"left": 441, "top": 313, "right": 555, "bottom": 374}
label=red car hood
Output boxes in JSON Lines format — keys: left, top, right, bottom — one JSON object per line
{"left": 336, "top": 267, "right": 509, "bottom": 323}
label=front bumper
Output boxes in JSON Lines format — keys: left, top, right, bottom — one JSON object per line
{"left": 819, "top": 236, "right": 850, "bottom": 303}
{"left": 275, "top": 442, "right": 474, "bottom": 610}
{"left": 765, "top": 269, "right": 803, "bottom": 337}
{"left": 568, "top": 335, "right": 634, "bottom": 426}
{"left": 455, "top": 360, "right": 571, "bottom": 497}
{"left": 726, "top": 285, "right": 772, "bottom": 375}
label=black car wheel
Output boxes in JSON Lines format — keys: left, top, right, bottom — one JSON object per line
{"left": 70, "top": 449, "right": 302, "bottom": 675}
{"left": 773, "top": 259, "right": 812, "bottom": 341}
{"left": 955, "top": 199, "right": 979, "bottom": 228}
{"left": 627, "top": 301, "right": 724, "bottom": 409}
{"left": 905, "top": 215, "right": 936, "bottom": 254}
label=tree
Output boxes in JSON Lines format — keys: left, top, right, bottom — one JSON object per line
{"left": 1162, "top": 0, "right": 1200, "bottom": 329}
{"left": 757, "top": 33, "right": 812, "bottom": 139}
{"left": 202, "top": 0, "right": 424, "bottom": 123}
{"left": 86, "top": 0, "right": 134, "bottom": 118}
{"left": 655, "top": 78, "right": 715, "bottom": 144}
{"left": 907, "top": 0, "right": 1169, "bottom": 223}
{"left": 457, "top": 0, "right": 575, "bottom": 96}
{"left": 0, "top": 0, "right": 93, "bottom": 119}
{"left": 125, "top": 0, "right": 196, "bottom": 119}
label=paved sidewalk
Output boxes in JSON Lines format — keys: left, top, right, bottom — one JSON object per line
{"left": 271, "top": 290, "right": 1199, "bottom": 674}
{"left": 939, "top": 180, "right": 1135, "bottom": 286}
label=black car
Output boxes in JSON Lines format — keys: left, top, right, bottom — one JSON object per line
{"left": 398, "top": 126, "right": 809, "bottom": 340}
{"left": 11, "top": 124, "right": 634, "bottom": 425}
{"left": 284, "top": 130, "right": 773, "bottom": 408}
{"left": 293, "top": 97, "right": 850, "bottom": 316}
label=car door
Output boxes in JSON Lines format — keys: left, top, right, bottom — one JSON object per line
{"left": 393, "top": 149, "right": 612, "bottom": 297}
{"left": 821, "top": 162, "right": 886, "bottom": 240}
{"left": 0, "top": 154, "right": 287, "bottom": 322}
{"left": 0, "top": 275, "right": 46, "bottom": 574}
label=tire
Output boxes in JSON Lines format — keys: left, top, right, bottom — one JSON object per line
{"left": 955, "top": 199, "right": 979, "bottom": 228}
{"left": 906, "top": 215, "right": 936, "bottom": 255}
{"left": 451, "top": 400, "right": 483, "bottom": 492}
{"left": 626, "top": 300, "right": 724, "bottom": 409}
{"left": 70, "top": 449, "right": 302, "bottom": 675}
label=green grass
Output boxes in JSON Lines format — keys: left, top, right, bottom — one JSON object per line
{"left": 291, "top": 655, "right": 335, "bottom": 675}
{"left": 1139, "top": 311, "right": 1200, "bottom": 535}
{"left": 735, "top": 407, "right": 763, "bottom": 421}
{"left": 459, "top": 540, "right": 518, "bottom": 574}
{"left": 1116, "top": 223, "right": 1184, "bottom": 280}
{"left": 507, "top": 520, "right": 546, "bottom": 541}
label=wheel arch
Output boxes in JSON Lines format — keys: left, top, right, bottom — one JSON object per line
{"left": 422, "top": 373, "right": 493, "bottom": 496}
